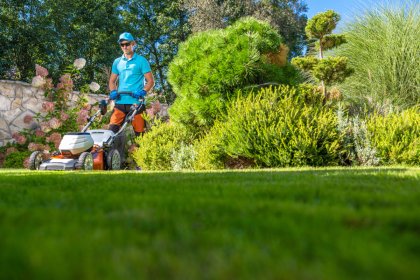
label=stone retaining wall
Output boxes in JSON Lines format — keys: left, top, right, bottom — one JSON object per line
{"left": 0, "top": 80, "right": 107, "bottom": 146}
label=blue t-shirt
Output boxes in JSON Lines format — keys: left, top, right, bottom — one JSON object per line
{"left": 111, "top": 53, "right": 151, "bottom": 104}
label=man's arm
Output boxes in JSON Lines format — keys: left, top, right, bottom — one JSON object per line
{"left": 143, "top": 72, "right": 155, "bottom": 92}
{"left": 109, "top": 73, "right": 118, "bottom": 91}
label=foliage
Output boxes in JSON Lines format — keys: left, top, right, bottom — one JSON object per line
{"left": 305, "top": 10, "right": 340, "bottom": 40}
{"left": 316, "top": 34, "right": 347, "bottom": 51}
{"left": 2, "top": 150, "right": 31, "bottom": 168}
{"left": 312, "top": 57, "right": 354, "bottom": 85}
{"left": 193, "top": 126, "right": 227, "bottom": 170}
{"left": 337, "top": 107, "right": 379, "bottom": 166}
{"left": 0, "top": 0, "right": 124, "bottom": 88}
{"left": 133, "top": 121, "right": 193, "bottom": 170}
{"left": 194, "top": 85, "right": 344, "bottom": 169}
{"left": 168, "top": 17, "right": 300, "bottom": 133}
{"left": 5, "top": 60, "right": 106, "bottom": 167}
{"left": 184, "top": 0, "right": 308, "bottom": 56}
{"left": 0, "top": 0, "right": 191, "bottom": 102}
{"left": 367, "top": 107, "right": 420, "bottom": 165}
{"left": 337, "top": 1, "right": 420, "bottom": 111}
{"left": 292, "top": 10, "right": 352, "bottom": 97}
{"left": 170, "top": 143, "right": 196, "bottom": 171}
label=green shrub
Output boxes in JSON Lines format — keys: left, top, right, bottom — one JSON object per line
{"left": 168, "top": 17, "right": 300, "bottom": 134}
{"left": 337, "top": 107, "right": 379, "bottom": 166}
{"left": 171, "top": 143, "right": 196, "bottom": 171}
{"left": 3, "top": 151, "right": 31, "bottom": 168}
{"left": 194, "top": 85, "right": 344, "bottom": 169}
{"left": 337, "top": 2, "right": 420, "bottom": 111}
{"left": 193, "top": 126, "right": 227, "bottom": 170}
{"left": 367, "top": 107, "right": 419, "bottom": 165}
{"left": 133, "top": 121, "right": 193, "bottom": 170}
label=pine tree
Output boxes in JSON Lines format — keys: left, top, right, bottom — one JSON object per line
{"left": 292, "top": 10, "right": 353, "bottom": 98}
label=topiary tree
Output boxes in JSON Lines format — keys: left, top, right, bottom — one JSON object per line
{"left": 292, "top": 10, "right": 353, "bottom": 98}
{"left": 167, "top": 17, "right": 299, "bottom": 134}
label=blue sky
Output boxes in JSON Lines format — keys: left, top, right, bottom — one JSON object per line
{"left": 305, "top": 0, "right": 378, "bottom": 31}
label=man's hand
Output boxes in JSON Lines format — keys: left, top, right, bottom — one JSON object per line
{"left": 109, "top": 90, "right": 118, "bottom": 100}
{"left": 133, "top": 89, "right": 147, "bottom": 99}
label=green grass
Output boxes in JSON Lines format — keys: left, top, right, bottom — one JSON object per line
{"left": 0, "top": 167, "right": 419, "bottom": 279}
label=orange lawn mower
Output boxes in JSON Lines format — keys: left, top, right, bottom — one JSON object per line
{"left": 28, "top": 98, "right": 144, "bottom": 171}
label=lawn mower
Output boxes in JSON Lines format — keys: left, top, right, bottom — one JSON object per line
{"left": 28, "top": 98, "right": 144, "bottom": 171}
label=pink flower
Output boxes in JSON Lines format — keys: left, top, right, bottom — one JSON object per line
{"left": 42, "top": 101, "right": 55, "bottom": 113}
{"left": 12, "top": 132, "right": 26, "bottom": 144}
{"left": 40, "top": 122, "right": 52, "bottom": 133}
{"left": 48, "top": 117, "right": 62, "bottom": 129}
{"left": 28, "top": 142, "right": 44, "bottom": 151}
{"left": 23, "top": 114, "right": 33, "bottom": 124}
{"left": 6, "top": 147, "right": 17, "bottom": 156}
{"left": 146, "top": 108, "right": 155, "bottom": 118}
{"left": 35, "top": 64, "right": 49, "bottom": 77}
{"left": 23, "top": 157, "right": 30, "bottom": 169}
{"left": 45, "top": 78, "right": 54, "bottom": 90}
{"left": 60, "top": 111, "right": 70, "bottom": 121}
{"left": 57, "top": 74, "right": 74, "bottom": 93}
{"left": 35, "top": 129, "right": 45, "bottom": 137}
{"left": 151, "top": 100, "right": 161, "bottom": 113}
{"left": 77, "top": 109, "right": 89, "bottom": 125}
{"left": 46, "top": 132, "right": 62, "bottom": 149}
{"left": 32, "top": 75, "right": 46, "bottom": 88}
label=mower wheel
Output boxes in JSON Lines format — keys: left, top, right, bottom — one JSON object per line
{"left": 76, "top": 152, "right": 93, "bottom": 170}
{"left": 28, "top": 151, "right": 43, "bottom": 170}
{"left": 107, "top": 149, "right": 121, "bottom": 170}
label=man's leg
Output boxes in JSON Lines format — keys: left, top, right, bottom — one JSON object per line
{"left": 109, "top": 107, "right": 126, "bottom": 134}
{"left": 109, "top": 107, "right": 127, "bottom": 163}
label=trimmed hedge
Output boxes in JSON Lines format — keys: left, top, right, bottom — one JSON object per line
{"left": 367, "top": 107, "right": 419, "bottom": 165}
{"left": 133, "top": 121, "right": 193, "bottom": 170}
{"left": 194, "top": 85, "right": 344, "bottom": 169}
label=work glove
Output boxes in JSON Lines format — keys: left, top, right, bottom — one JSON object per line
{"left": 109, "top": 90, "right": 118, "bottom": 100}
{"left": 133, "top": 89, "right": 147, "bottom": 99}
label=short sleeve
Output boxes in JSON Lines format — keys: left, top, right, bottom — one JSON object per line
{"left": 111, "top": 58, "right": 120, "bottom": 74}
{"left": 140, "top": 56, "right": 151, "bottom": 74}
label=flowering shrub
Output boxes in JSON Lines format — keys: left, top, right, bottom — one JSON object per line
{"left": 142, "top": 91, "right": 170, "bottom": 130}
{"left": 0, "top": 59, "right": 104, "bottom": 168}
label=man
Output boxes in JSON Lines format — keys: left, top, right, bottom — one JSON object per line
{"left": 108, "top": 32, "right": 154, "bottom": 137}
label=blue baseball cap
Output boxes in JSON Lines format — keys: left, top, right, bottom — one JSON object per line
{"left": 118, "top": 32, "right": 134, "bottom": 43}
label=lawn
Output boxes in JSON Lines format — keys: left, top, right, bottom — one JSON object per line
{"left": 0, "top": 167, "right": 419, "bottom": 279}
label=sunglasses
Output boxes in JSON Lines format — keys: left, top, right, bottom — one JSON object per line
{"left": 120, "top": 42, "right": 131, "bottom": 47}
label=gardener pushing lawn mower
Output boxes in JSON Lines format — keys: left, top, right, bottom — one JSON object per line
{"left": 28, "top": 32, "right": 154, "bottom": 171}
{"left": 28, "top": 98, "right": 145, "bottom": 170}
{"left": 109, "top": 32, "right": 155, "bottom": 138}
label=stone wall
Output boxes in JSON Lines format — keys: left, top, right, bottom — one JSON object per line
{"left": 0, "top": 80, "right": 107, "bottom": 146}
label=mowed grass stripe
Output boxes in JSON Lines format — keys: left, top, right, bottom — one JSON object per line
{"left": 0, "top": 167, "right": 419, "bottom": 280}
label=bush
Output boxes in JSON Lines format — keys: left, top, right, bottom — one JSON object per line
{"left": 337, "top": 2, "right": 420, "bottom": 111}
{"left": 168, "top": 17, "right": 300, "bottom": 134}
{"left": 133, "top": 121, "right": 193, "bottom": 170}
{"left": 171, "top": 143, "right": 196, "bottom": 171}
{"left": 194, "top": 85, "right": 344, "bottom": 169}
{"left": 193, "top": 126, "right": 227, "bottom": 170}
{"left": 2, "top": 150, "right": 31, "bottom": 168}
{"left": 367, "top": 107, "right": 419, "bottom": 165}
{"left": 337, "top": 107, "right": 379, "bottom": 166}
